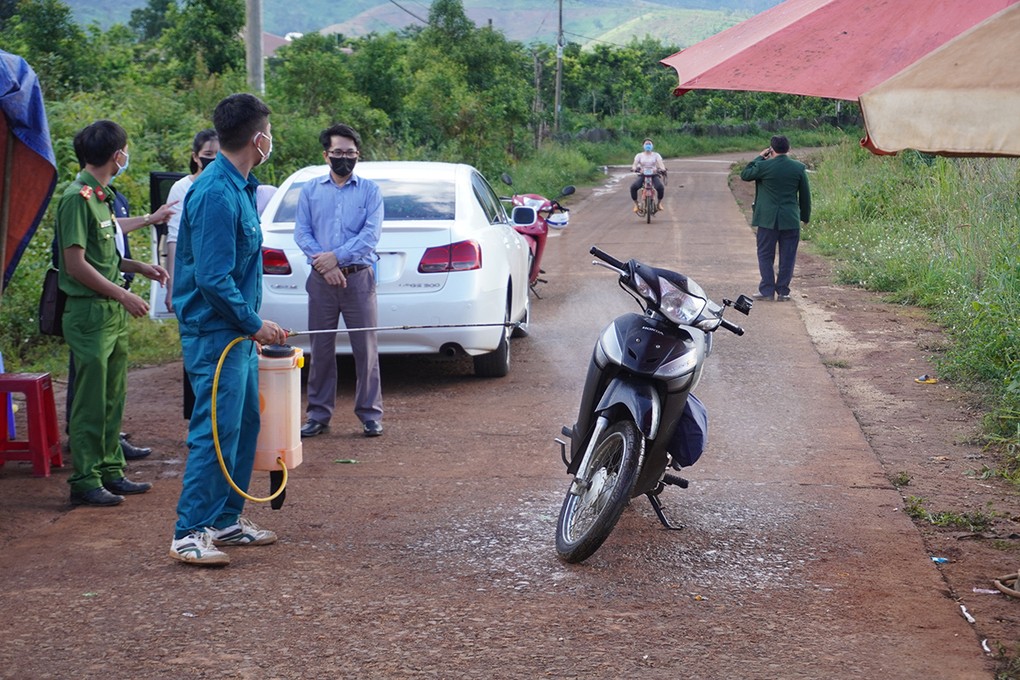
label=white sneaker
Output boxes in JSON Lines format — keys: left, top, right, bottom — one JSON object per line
{"left": 170, "top": 530, "right": 230, "bottom": 566}
{"left": 209, "top": 517, "right": 278, "bottom": 547}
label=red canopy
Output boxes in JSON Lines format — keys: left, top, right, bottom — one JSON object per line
{"left": 660, "top": 0, "right": 1019, "bottom": 101}
{"left": 859, "top": 4, "right": 1020, "bottom": 156}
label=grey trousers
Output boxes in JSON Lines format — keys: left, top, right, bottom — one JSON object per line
{"left": 304, "top": 268, "right": 383, "bottom": 425}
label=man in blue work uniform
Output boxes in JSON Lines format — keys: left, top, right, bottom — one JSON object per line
{"left": 56, "top": 120, "right": 169, "bottom": 507}
{"left": 295, "top": 123, "right": 384, "bottom": 439}
{"left": 169, "top": 94, "right": 287, "bottom": 567}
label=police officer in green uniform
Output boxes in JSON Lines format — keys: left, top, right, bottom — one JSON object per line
{"left": 55, "top": 120, "right": 169, "bottom": 507}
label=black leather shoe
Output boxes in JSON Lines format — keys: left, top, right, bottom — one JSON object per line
{"left": 300, "top": 420, "right": 329, "bottom": 438}
{"left": 363, "top": 420, "right": 383, "bottom": 437}
{"left": 104, "top": 477, "right": 152, "bottom": 495}
{"left": 70, "top": 487, "right": 124, "bottom": 506}
{"left": 120, "top": 436, "right": 152, "bottom": 460}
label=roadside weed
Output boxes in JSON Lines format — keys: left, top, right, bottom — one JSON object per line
{"left": 889, "top": 471, "right": 912, "bottom": 488}
{"left": 904, "top": 496, "right": 996, "bottom": 532}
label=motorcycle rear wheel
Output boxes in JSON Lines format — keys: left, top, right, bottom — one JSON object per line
{"left": 555, "top": 420, "right": 643, "bottom": 563}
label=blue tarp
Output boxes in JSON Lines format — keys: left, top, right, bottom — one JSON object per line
{"left": 1, "top": 49, "right": 57, "bottom": 292}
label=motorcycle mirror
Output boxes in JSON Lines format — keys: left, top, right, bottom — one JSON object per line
{"left": 501, "top": 173, "right": 513, "bottom": 186}
{"left": 729, "top": 295, "right": 754, "bottom": 315}
{"left": 560, "top": 185, "right": 576, "bottom": 197}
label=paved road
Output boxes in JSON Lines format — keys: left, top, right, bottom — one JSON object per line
{"left": 0, "top": 156, "right": 991, "bottom": 679}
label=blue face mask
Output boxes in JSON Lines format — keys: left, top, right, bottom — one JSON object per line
{"left": 644, "top": 143, "right": 653, "bottom": 152}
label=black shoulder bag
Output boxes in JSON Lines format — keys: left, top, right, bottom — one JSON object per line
{"left": 38, "top": 267, "right": 67, "bottom": 337}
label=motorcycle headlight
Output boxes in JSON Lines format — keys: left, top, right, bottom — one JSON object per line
{"left": 634, "top": 273, "right": 656, "bottom": 303}
{"left": 658, "top": 276, "right": 706, "bottom": 325}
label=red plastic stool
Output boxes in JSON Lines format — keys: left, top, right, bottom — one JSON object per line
{"left": 0, "top": 373, "right": 62, "bottom": 477}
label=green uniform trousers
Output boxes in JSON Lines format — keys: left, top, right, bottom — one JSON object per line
{"left": 63, "top": 297, "right": 128, "bottom": 493}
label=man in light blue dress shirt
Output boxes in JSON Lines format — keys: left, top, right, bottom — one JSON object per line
{"left": 294, "top": 123, "right": 385, "bottom": 438}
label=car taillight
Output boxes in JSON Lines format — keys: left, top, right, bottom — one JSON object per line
{"left": 418, "top": 240, "right": 482, "bottom": 273}
{"left": 262, "top": 247, "right": 292, "bottom": 275}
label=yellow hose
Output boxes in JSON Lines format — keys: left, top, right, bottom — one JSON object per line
{"left": 212, "top": 336, "right": 287, "bottom": 503}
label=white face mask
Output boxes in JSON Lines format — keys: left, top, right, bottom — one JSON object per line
{"left": 253, "top": 131, "right": 273, "bottom": 165}
{"left": 114, "top": 150, "right": 130, "bottom": 178}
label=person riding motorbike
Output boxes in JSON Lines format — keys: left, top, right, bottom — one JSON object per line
{"left": 630, "top": 138, "right": 666, "bottom": 213}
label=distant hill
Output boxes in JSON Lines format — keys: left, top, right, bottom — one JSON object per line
{"left": 64, "top": 0, "right": 780, "bottom": 48}
{"left": 323, "top": 2, "right": 756, "bottom": 48}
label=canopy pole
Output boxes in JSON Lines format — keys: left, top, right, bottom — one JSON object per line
{"left": 0, "top": 126, "right": 14, "bottom": 305}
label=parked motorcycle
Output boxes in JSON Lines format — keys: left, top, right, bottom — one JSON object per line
{"left": 635, "top": 169, "right": 666, "bottom": 223}
{"left": 500, "top": 174, "right": 575, "bottom": 295}
{"left": 554, "top": 246, "right": 753, "bottom": 563}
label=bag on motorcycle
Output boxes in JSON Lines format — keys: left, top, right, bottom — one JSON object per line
{"left": 667, "top": 393, "right": 708, "bottom": 468}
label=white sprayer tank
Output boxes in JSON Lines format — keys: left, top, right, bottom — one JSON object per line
{"left": 255, "top": 344, "right": 303, "bottom": 472}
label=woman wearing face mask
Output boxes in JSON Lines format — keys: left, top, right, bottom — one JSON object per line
{"left": 630, "top": 138, "right": 667, "bottom": 213}
{"left": 164, "top": 129, "right": 220, "bottom": 312}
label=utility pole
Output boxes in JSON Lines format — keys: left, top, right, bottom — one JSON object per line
{"left": 246, "top": 0, "right": 265, "bottom": 95}
{"left": 554, "top": 0, "right": 563, "bottom": 135}
{"left": 533, "top": 50, "right": 543, "bottom": 149}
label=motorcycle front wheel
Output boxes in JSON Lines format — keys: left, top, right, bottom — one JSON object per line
{"left": 555, "top": 420, "right": 643, "bottom": 563}
{"left": 644, "top": 195, "right": 654, "bottom": 223}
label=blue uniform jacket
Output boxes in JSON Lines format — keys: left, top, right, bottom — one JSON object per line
{"left": 173, "top": 152, "right": 264, "bottom": 337}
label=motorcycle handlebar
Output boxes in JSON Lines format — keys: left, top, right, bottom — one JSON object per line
{"left": 590, "top": 246, "right": 626, "bottom": 271}
{"left": 719, "top": 317, "right": 744, "bottom": 336}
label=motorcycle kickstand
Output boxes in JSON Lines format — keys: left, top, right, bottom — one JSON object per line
{"left": 530, "top": 283, "right": 543, "bottom": 299}
{"left": 646, "top": 492, "right": 684, "bottom": 531}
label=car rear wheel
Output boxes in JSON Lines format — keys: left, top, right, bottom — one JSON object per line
{"left": 473, "top": 292, "right": 511, "bottom": 378}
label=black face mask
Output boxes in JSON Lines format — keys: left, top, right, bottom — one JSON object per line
{"left": 198, "top": 156, "right": 215, "bottom": 170}
{"left": 330, "top": 156, "right": 357, "bottom": 177}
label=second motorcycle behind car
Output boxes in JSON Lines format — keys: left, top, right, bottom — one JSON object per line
{"left": 500, "top": 173, "right": 575, "bottom": 295}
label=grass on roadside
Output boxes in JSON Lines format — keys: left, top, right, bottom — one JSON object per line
{"left": 808, "top": 140, "right": 1020, "bottom": 479}
{"left": 904, "top": 495, "right": 996, "bottom": 533}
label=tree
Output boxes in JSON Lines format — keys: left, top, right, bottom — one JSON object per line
{"left": 0, "top": 0, "right": 94, "bottom": 98}
{"left": 348, "top": 33, "right": 411, "bottom": 123}
{"left": 161, "top": 0, "right": 245, "bottom": 83}
{"left": 267, "top": 34, "right": 360, "bottom": 117}
{"left": 0, "top": 0, "right": 18, "bottom": 26}
{"left": 419, "top": 0, "right": 474, "bottom": 48}
{"left": 129, "top": 0, "right": 175, "bottom": 42}
{"left": 265, "top": 33, "right": 390, "bottom": 171}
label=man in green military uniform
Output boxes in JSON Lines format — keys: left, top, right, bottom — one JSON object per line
{"left": 740, "top": 135, "right": 811, "bottom": 301}
{"left": 55, "top": 120, "right": 169, "bottom": 507}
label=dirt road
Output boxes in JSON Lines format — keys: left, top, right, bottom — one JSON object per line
{"left": 0, "top": 155, "right": 1008, "bottom": 678}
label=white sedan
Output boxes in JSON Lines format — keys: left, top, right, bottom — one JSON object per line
{"left": 258, "top": 161, "right": 532, "bottom": 377}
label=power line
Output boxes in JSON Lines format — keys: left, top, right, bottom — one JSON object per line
{"left": 562, "top": 30, "right": 631, "bottom": 49}
{"left": 386, "top": 0, "right": 428, "bottom": 25}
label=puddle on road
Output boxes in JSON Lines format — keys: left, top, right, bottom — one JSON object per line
{"left": 591, "top": 171, "right": 625, "bottom": 198}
